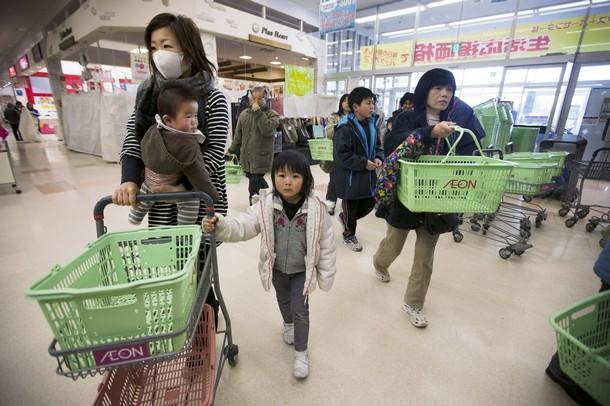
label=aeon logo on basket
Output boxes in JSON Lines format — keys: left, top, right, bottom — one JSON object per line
{"left": 93, "top": 343, "right": 150, "bottom": 366}
{"left": 443, "top": 180, "right": 477, "bottom": 189}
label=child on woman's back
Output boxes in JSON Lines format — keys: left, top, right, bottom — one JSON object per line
{"left": 202, "top": 150, "right": 336, "bottom": 378}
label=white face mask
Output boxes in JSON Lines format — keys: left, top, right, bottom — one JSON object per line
{"left": 152, "top": 50, "right": 185, "bottom": 79}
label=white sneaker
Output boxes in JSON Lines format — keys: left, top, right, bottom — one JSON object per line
{"left": 283, "top": 323, "right": 294, "bottom": 345}
{"left": 401, "top": 303, "right": 428, "bottom": 328}
{"left": 375, "top": 268, "right": 391, "bottom": 283}
{"left": 294, "top": 350, "right": 309, "bottom": 379}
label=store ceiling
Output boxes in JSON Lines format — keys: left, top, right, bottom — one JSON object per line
{"left": 0, "top": 0, "right": 79, "bottom": 69}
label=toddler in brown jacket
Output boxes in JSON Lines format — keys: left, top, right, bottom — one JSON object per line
{"left": 129, "top": 82, "right": 218, "bottom": 225}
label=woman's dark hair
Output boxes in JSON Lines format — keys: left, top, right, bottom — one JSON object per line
{"left": 271, "top": 150, "right": 314, "bottom": 197}
{"left": 348, "top": 87, "right": 374, "bottom": 111}
{"left": 336, "top": 93, "right": 349, "bottom": 116}
{"left": 413, "top": 68, "right": 457, "bottom": 113}
{"left": 157, "top": 81, "right": 198, "bottom": 118}
{"left": 399, "top": 92, "right": 415, "bottom": 107}
{"left": 145, "top": 13, "right": 216, "bottom": 78}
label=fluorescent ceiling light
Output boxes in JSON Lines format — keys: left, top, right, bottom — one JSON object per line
{"left": 382, "top": 29, "right": 414, "bottom": 37}
{"left": 301, "top": 57, "right": 309, "bottom": 61}
{"left": 418, "top": 23, "right": 448, "bottom": 32}
{"left": 130, "top": 48, "right": 147, "bottom": 54}
{"left": 592, "top": 0, "right": 610, "bottom": 3}
{"left": 384, "top": 23, "right": 448, "bottom": 37}
{"left": 427, "top": 0, "right": 463, "bottom": 8}
{"left": 518, "top": 9, "right": 534, "bottom": 16}
{"left": 448, "top": 12, "right": 514, "bottom": 27}
{"left": 270, "top": 60, "right": 282, "bottom": 65}
{"left": 539, "top": 1, "right": 589, "bottom": 12}
{"left": 355, "top": 6, "right": 424, "bottom": 24}
{"left": 239, "top": 55, "right": 252, "bottom": 60}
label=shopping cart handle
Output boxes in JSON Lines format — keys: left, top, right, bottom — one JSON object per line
{"left": 591, "top": 147, "right": 610, "bottom": 160}
{"left": 473, "top": 148, "right": 504, "bottom": 159}
{"left": 93, "top": 192, "right": 215, "bottom": 237}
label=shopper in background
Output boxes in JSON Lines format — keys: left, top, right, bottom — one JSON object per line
{"left": 334, "top": 87, "right": 384, "bottom": 252}
{"left": 202, "top": 150, "right": 336, "bottom": 379}
{"left": 545, "top": 241, "right": 609, "bottom": 404}
{"left": 374, "top": 68, "right": 476, "bottom": 328}
{"left": 26, "top": 102, "right": 40, "bottom": 130}
{"left": 228, "top": 86, "right": 280, "bottom": 205}
{"left": 320, "top": 93, "right": 349, "bottom": 215}
{"left": 3, "top": 103, "right": 23, "bottom": 142}
{"left": 113, "top": 13, "right": 229, "bottom": 227}
{"left": 392, "top": 92, "right": 415, "bottom": 117}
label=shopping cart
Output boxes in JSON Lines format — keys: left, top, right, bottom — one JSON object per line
{"left": 558, "top": 148, "right": 610, "bottom": 246}
{"left": 28, "top": 192, "right": 237, "bottom": 403}
{"left": 451, "top": 147, "right": 535, "bottom": 259}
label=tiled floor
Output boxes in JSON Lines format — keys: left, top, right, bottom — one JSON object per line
{"left": 1, "top": 139, "right": 607, "bottom": 405}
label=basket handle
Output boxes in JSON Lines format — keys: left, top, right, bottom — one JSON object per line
{"left": 440, "top": 125, "right": 485, "bottom": 164}
{"left": 227, "top": 154, "right": 240, "bottom": 165}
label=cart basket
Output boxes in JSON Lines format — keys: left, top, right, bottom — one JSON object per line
{"left": 26, "top": 225, "right": 203, "bottom": 374}
{"left": 93, "top": 304, "right": 216, "bottom": 406}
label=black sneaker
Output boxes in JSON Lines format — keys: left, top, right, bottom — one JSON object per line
{"left": 343, "top": 235, "right": 363, "bottom": 252}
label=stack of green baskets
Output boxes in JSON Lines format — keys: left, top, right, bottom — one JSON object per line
{"left": 505, "top": 151, "right": 569, "bottom": 177}
{"left": 495, "top": 102, "right": 513, "bottom": 153}
{"left": 225, "top": 155, "right": 243, "bottom": 184}
{"left": 398, "top": 126, "right": 516, "bottom": 214}
{"left": 308, "top": 138, "right": 333, "bottom": 161}
{"left": 550, "top": 291, "right": 610, "bottom": 405}
{"left": 503, "top": 161, "right": 558, "bottom": 195}
{"left": 26, "top": 226, "right": 202, "bottom": 370}
{"left": 473, "top": 99, "right": 499, "bottom": 149}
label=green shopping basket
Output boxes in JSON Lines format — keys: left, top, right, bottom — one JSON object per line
{"left": 505, "top": 151, "right": 568, "bottom": 177}
{"left": 398, "top": 126, "right": 516, "bottom": 214}
{"left": 225, "top": 155, "right": 243, "bottom": 184}
{"left": 26, "top": 225, "right": 201, "bottom": 370}
{"left": 550, "top": 291, "right": 610, "bottom": 405}
{"left": 504, "top": 161, "right": 557, "bottom": 195}
{"left": 308, "top": 138, "right": 333, "bottom": 161}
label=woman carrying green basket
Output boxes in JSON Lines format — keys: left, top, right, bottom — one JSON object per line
{"left": 373, "top": 68, "right": 486, "bottom": 328}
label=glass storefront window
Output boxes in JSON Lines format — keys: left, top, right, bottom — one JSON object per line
{"left": 501, "top": 66, "right": 563, "bottom": 126}
{"left": 505, "top": 69, "right": 528, "bottom": 83}
{"left": 326, "top": 80, "right": 346, "bottom": 96}
{"left": 375, "top": 74, "right": 410, "bottom": 116}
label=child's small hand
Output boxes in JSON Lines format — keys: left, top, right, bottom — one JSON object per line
{"left": 366, "top": 160, "right": 377, "bottom": 171}
{"left": 202, "top": 215, "right": 219, "bottom": 233}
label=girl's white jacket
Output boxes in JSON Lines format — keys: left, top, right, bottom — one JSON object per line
{"left": 214, "top": 189, "right": 336, "bottom": 295}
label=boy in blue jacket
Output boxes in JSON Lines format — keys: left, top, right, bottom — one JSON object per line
{"left": 333, "top": 87, "right": 384, "bottom": 251}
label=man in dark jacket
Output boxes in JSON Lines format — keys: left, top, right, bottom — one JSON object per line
{"left": 334, "top": 87, "right": 384, "bottom": 252}
{"left": 3, "top": 103, "right": 23, "bottom": 141}
{"left": 373, "top": 68, "right": 482, "bottom": 328}
{"left": 229, "top": 86, "right": 280, "bottom": 204}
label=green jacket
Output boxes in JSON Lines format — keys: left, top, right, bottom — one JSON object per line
{"left": 230, "top": 107, "right": 280, "bottom": 174}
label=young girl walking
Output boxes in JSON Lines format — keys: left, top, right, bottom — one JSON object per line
{"left": 202, "top": 150, "right": 336, "bottom": 378}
